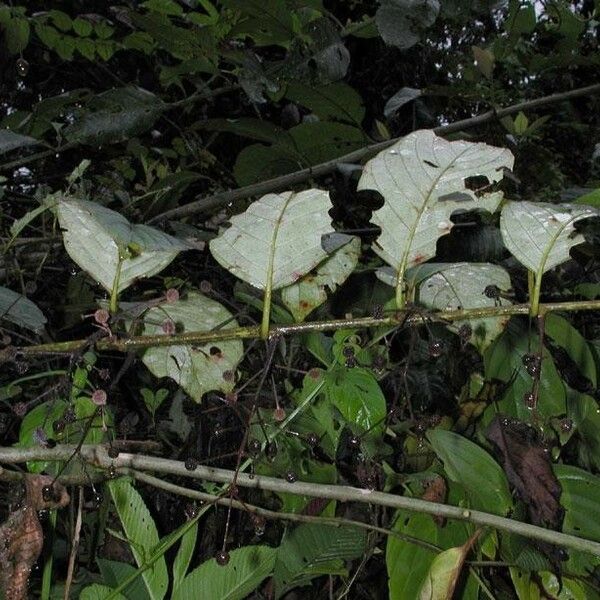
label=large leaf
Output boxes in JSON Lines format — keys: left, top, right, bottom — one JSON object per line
{"left": 500, "top": 201, "right": 598, "bottom": 275}
{"left": 64, "top": 86, "right": 164, "bottom": 144}
{"left": 281, "top": 235, "right": 361, "bottom": 322}
{"left": 57, "top": 198, "right": 189, "bottom": 294}
{"left": 108, "top": 478, "right": 168, "bottom": 600}
{"left": 484, "top": 319, "right": 566, "bottom": 420}
{"left": 412, "top": 262, "right": 512, "bottom": 350}
{"left": 0, "top": 285, "right": 47, "bottom": 333}
{"left": 141, "top": 292, "right": 243, "bottom": 402}
{"left": 273, "top": 524, "right": 365, "bottom": 598}
{"left": 173, "top": 545, "right": 276, "bottom": 600}
{"left": 358, "top": 129, "right": 513, "bottom": 304}
{"left": 0, "top": 129, "right": 41, "bottom": 154}
{"left": 376, "top": 0, "right": 440, "bottom": 49}
{"left": 209, "top": 189, "right": 333, "bottom": 291}
{"left": 427, "top": 429, "right": 513, "bottom": 515}
{"left": 172, "top": 521, "right": 198, "bottom": 591}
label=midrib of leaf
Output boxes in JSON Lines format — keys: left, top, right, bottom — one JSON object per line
{"left": 261, "top": 193, "right": 295, "bottom": 338}
{"left": 531, "top": 211, "right": 581, "bottom": 316}
{"left": 394, "top": 145, "right": 470, "bottom": 308}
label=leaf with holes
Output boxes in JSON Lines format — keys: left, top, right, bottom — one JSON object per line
{"left": 358, "top": 129, "right": 513, "bottom": 305}
{"left": 108, "top": 478, "right": 168, "bottom": 600}
{"left": 173, "top": 545, "right": 276, "bottom": 600}
{"left": 57, "top": 198, "right": 190, "bottom": 294}
{"left": 209, "top": 189, "right": 333, "bottom": 293}
{"left": 281, "top": 235, "right": 361, "bottom": 322}
{"left": 274, "top": 523, "right": 365, "bottom": 598}
{"left": 412, "top": 263, "right": 512, "bottom": 350}
{"left": 500, "top": 201, "right": 598, "bottom": 275}
{"left": 141, "top": 292, "right": 243, "bottom": 402}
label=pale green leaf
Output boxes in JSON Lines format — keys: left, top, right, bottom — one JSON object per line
{"left": 57, "top": 198, "right": 189, "bottom": 294}
{"left": 376, "top": 0, "right": 440, "bottom": 49}
{"left": 500, "top": 201, "right": 598, "bottom": 275}
{"left": 97, "top": 559, "right": 151, "bottom": 600}
{"left": 281, "top": 235, "right": 360, "bottom": 321}
{"left": 141, "top": 292, "right": 243, "bottom": 402}
{"left": 0, "top": 286, "right": 47, "bottom": 332}
{"left": 413, "top": 262, "right": 512, "bottom": 350}
{"left": 173, "top": 545, "right": 276, "bottom": 600}
{"left": 358, "top": 130, "right": 514, "bottom": 300}
{"left": 274, "top": 524, "right": 365, "bottom": 598}
{"left": 108, "top": 479, "right": 168, "bottom": 600}
{"left": 209, "top": 190, "right": 333, "bottom": 290}
{"left": 419, "top": 532, "right": 479, "bottom": 600}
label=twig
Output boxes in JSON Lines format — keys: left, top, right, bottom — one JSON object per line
{"left": 148, "top": 83, "right": 600, "bottom": 223}
{"left": 64, "top": 487, "right": 83, "bottom": 600}
{"left": 12, "top": 299, "right": 600, "bottom": 356}
{"left": 1, "top": 443, "right": 599, "bottom": 557}
{"left": 128, "top": 469, "right": 441, "bottom": 553}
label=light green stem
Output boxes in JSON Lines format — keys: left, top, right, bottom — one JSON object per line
{"left": 40, "top": 510, "right": 57, "bottom": 600}
{"left": 260, "top": 285, "right": 272, "bottom": 339}
{"left": 109, "top": 258, "right": 124, "bottom": 315}
{"left": 530, "top": 271, "right": 543, "bottom": 317}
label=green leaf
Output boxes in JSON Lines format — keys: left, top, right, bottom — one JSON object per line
{"left": 5, "top": 17, "right": 30, "bottom": 54}
{"left": 97, "top": 559, "right": 152, "bottom": 600}
{"left": 567, "top": 389, "right": 600, "bottom": 471}
{"left": 412, "top": 262, "right": 513, "bottom": 351}
{"left": 387, "top": 491, "right": 479, "bottom": 600}
{"left": 472, "top": 45, "right": 495, "bottom": 79}
{"left": 142, "top": 0, "right": 184, "bottom": 16}
{"left": 195, "top": 117, "right": 289, "bottom": 144}
{"left": 108, "top": 478, "right": 168, "bottom": 600}
{"left": 65, "top": 87, "right": 164, "bottom": 145}
{"left": 141, "top": 292, "right": 243, "bottom": 402}
{"left": 573, "top": 188, "right": 600, "bottom": 208}
{"left": 49, "top": 10, "right": 72, "bottom": 32}
{"left": 80, "top": 584, "right": 128, "bottom": 600}
{"left": 500, "top": 201, "right": 598, "bottom": 275}
{"left": 284, "top": 81, "right": 365, "bottom": 125}
{"left": 274, "top": 524, "right": 365, "bottom": 598}
{"left": 210, "top": 190, "right": 333, "bottom": 291}
{"left": 324, "top": 366, "right": 387, "bottom": 434}
{"left": 76, "top": 37, "right": 96, "bottom": 60}
{"left": 173, "top": 545, "right": 276, "bottom": 600}
{"left": 57, "top": 198, "right": 190, "bottom": 294}
{"left": 358, "top": 129, "right": 513, "bottom": 305}
{"left": 73, "top": 18, "right": 93, "bottom": 37}
{"left": 554, "top": 464, "right": 600, "bottom": 575}
{"left": 419, "top": 531, "right": 480, "bottom": 600}
{"left": 426, "top": 429, "right": 512, "bottom": 514}
{"left": 376, "top": 0, "right": 440, "bottom": 49}
{"left": 281, "top": 235, "right": 360, "bottom": 321}
{"left": 384, "top": 87, "right": 422, "bottom": 119}
{"left": 0, "top": 129, "right": 42, "bottom": 154}
{"left": 0, "top": 285, "right": 47, "bottom": 332}
{"left": 172, "top": 521, "right": 198, "bottom": 591}
{"left": 544, "top": 314, "right": 596, "bottom": 386}
{"left": 484, "top": 319, "right": 566, "bottom": 420}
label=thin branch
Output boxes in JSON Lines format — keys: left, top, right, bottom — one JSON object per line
{"left": 148, "top": 83, "right": 600, "bottom": 223}
{"left": 128, "top": 469, "right": 441, "bottom": 553}
{"left": 1, "top": 444, "right": 599, "bottom": 557}
{"left": 12, "top": 299, "right": 600, "bottom": 356}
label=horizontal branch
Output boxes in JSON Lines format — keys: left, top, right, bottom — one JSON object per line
{"left": 1, "top": 443, "right": 599, "bottom": 557}
{"left": 13, "top": 299, "right": 600, "bottom": 356}
{"left": 149, "top": 83, "right": 600, "bottom": 223}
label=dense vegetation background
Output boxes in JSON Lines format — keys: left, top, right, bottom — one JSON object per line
{"left": 1, "top": 1, "right": 600, "bottom": 598}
